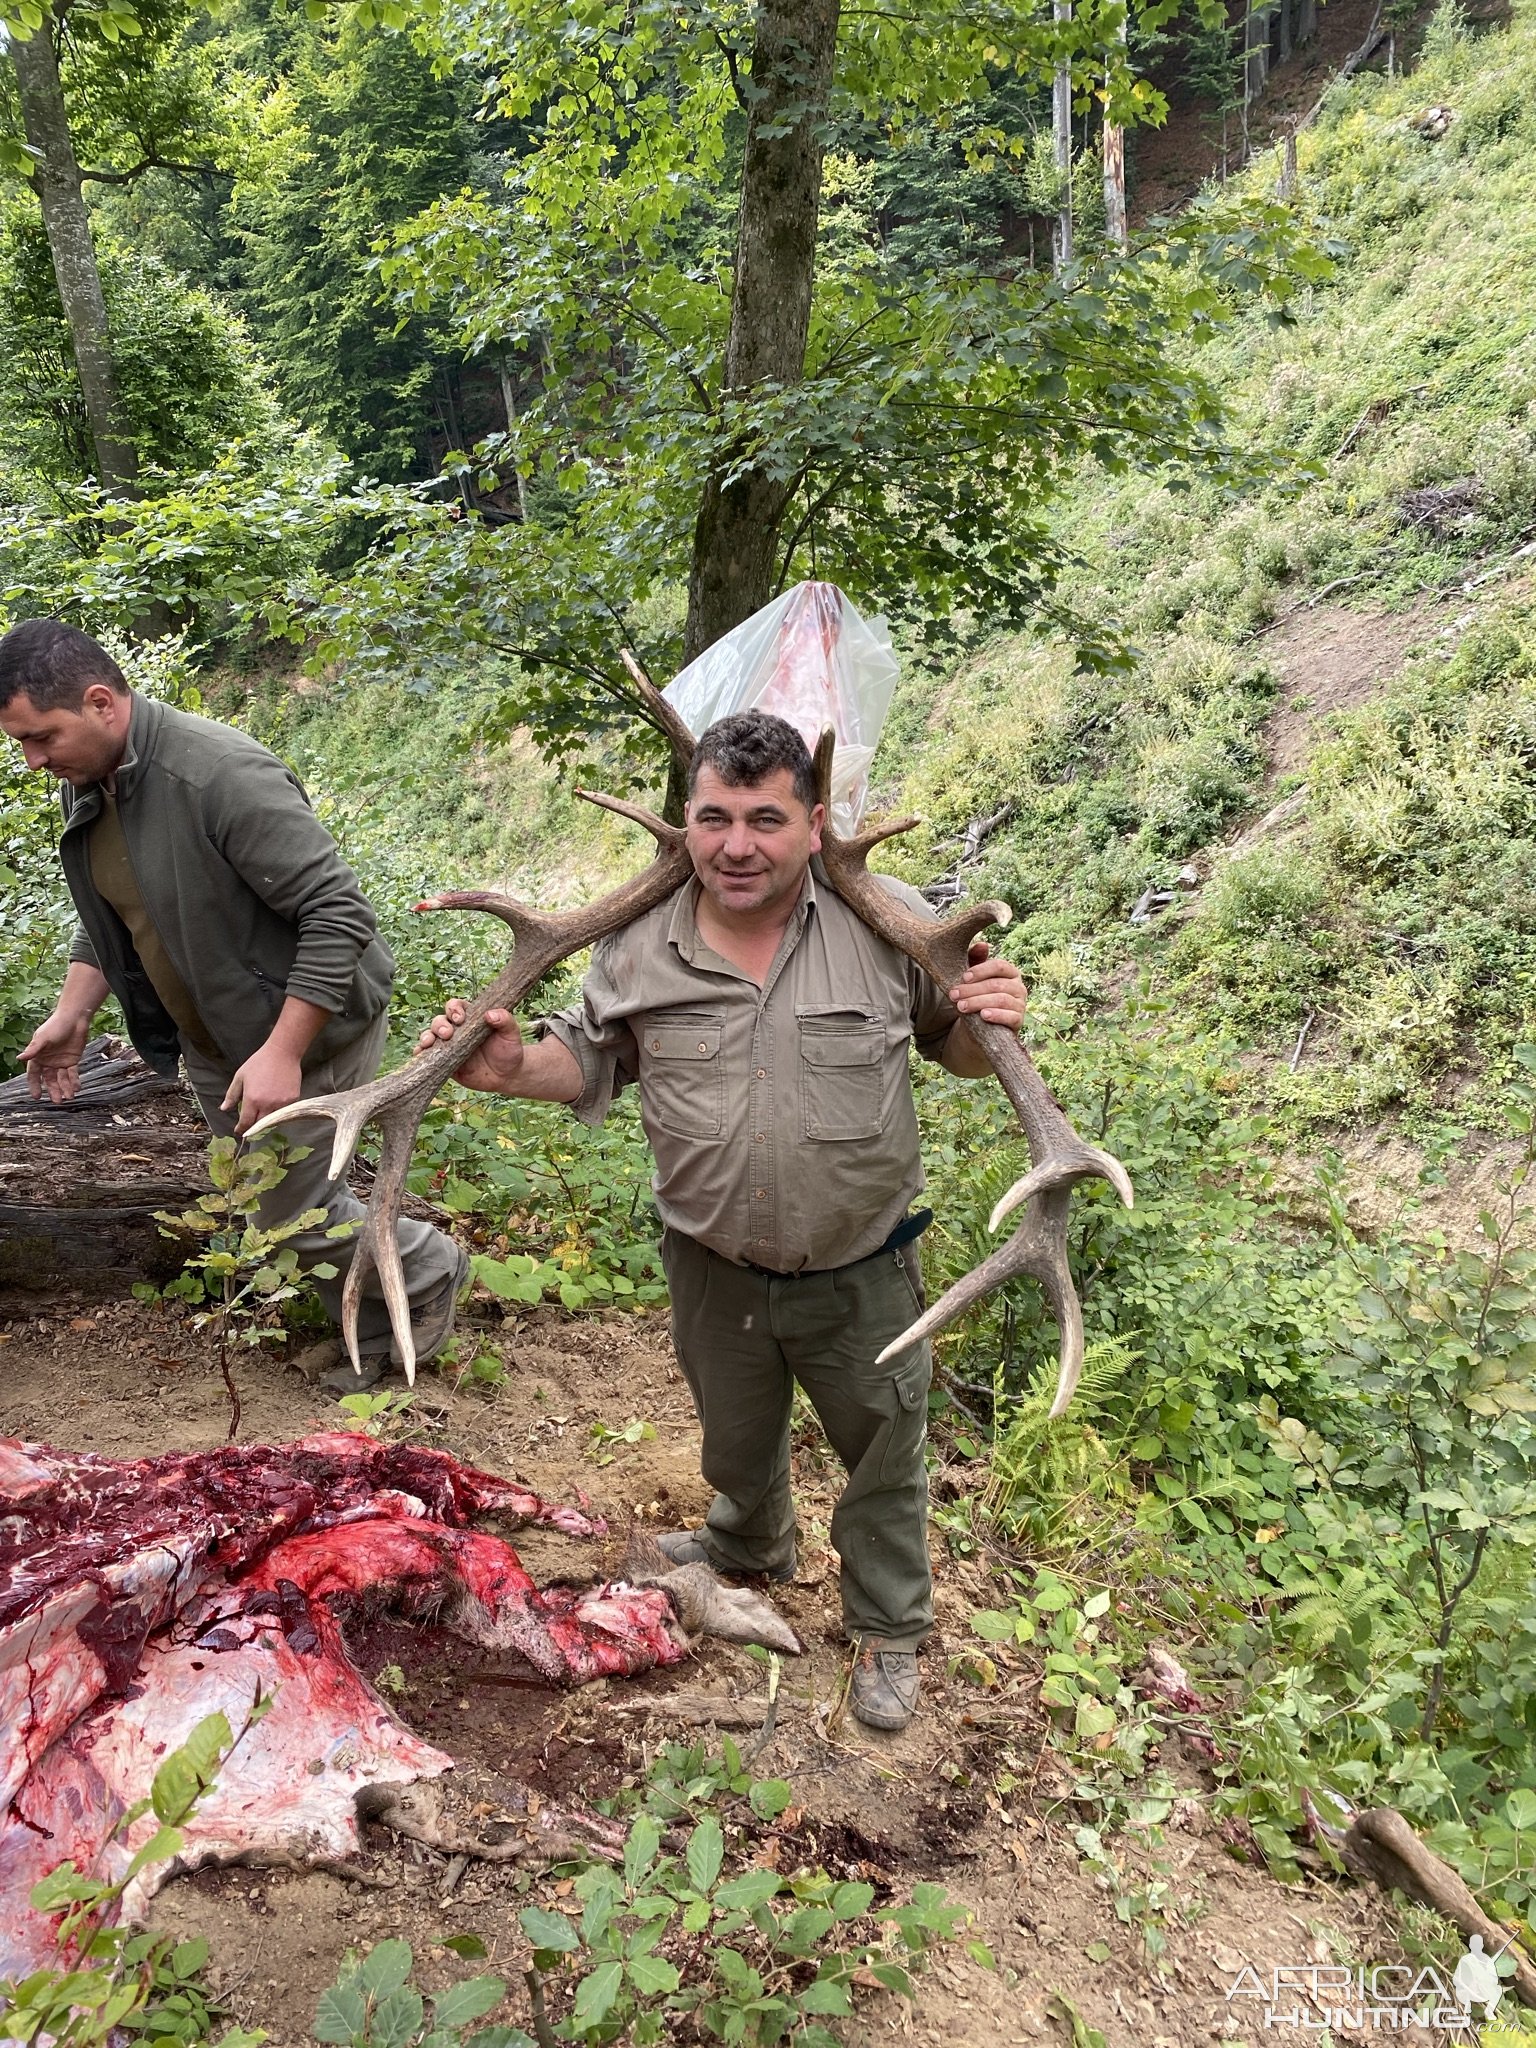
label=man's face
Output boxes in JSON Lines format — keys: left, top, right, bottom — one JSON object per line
{"left": 0, "top": 685, "right": 130, "bottom": 787}
{"left": 685, "top": 764, "right": 824, "bottom": 922}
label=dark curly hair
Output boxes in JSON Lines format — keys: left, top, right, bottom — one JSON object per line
{"left": 687, "top": 710, "right": 817, "bottom": 811}
{"left": 0, "top": 619, "right": 129, "bottom": 711}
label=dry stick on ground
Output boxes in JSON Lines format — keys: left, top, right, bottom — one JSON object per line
{"left": 606, "top": 1691, "right": 769, "bottom": 1729}
{"left": 1289, "top": 1011, "right": 1317, "bottom": 1072}
{"left": 1344, "top": 1807, "right": 1536, "bottom": 2008}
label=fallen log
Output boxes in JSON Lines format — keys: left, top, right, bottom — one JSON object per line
{"left": 1343, "top": 1806, "right": 1536, "bottom": 2009}
{"left": 0, "top": 1040, "right": 205, "bottom": 1304}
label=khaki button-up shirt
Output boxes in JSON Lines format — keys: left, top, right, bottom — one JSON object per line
{"left": 539, "top": 866, "right": 959, "bottom": 1273}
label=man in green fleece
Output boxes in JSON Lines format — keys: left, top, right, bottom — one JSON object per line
{"left": 0, "top": 617, "right": 467, "bottom": 1385}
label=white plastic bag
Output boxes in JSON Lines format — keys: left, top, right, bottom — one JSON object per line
{"left": 663, "top": 582, "right": 900, "bottom": 837}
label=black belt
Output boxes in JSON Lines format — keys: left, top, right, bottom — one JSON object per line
{"left": 741, "top": 1208, "right": 933, "bottom": 1280}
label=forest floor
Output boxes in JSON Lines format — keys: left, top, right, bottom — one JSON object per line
{"left": 0, "top": 1289, "right": 1408, "bottom": 2048}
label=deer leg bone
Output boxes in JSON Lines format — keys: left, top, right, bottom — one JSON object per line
{"left": 247, "top": 787, "right": 692, "bottom": 1377}
{"left": 810, "top": 731, "right": 1133, "bottom": 1418}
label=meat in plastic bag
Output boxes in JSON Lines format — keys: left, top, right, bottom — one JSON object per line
{"left": 663, "top": 583, "right": 899, "bottom": 836}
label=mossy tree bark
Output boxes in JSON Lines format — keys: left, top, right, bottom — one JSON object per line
{"left": 681, "top": 0, "right": 841, "bottom": 666}
{"left": 8, "top": 7, "right": 139, "bottom": 495}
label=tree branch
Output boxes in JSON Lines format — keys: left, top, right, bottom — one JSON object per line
{"left": 713, "top": 28, "right": 749, "bottom": 110}
{"left": 79, "top": 153, "right": 228, "bottom": 187}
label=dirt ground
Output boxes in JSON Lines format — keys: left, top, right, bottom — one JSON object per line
{"left": 1, "top": 1283, "right": 1413, "bottom": 2048}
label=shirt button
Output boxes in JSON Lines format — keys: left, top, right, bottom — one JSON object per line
{"left": 754, "top": 1132, "right": 766, "bottom": 1143}
{"left": 755, "top": 1068, "right": 766, "bottom": 1079}
{"left": 651, "top": 1038, "right": 661, "bottom": 1050}
{"left": 758, "top": 1237, "right": 769, "bottom": 1245}
{"left": 754, "top": 1188, "right": 766, "bottom": 1199}
{"left": 698, "top": 1042, "right": 708, "bottom": 1054}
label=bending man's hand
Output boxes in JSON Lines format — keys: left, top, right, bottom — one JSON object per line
{"left": 418, "top": 999, "right": 528, "bottom": 1094}
{"left": 948, "top": 940, "right": 1028, "bottom": 1032}
{"left": 222, "top": 1045, "right": 304, "bottom": 1137}
{"left": 20, "top": 1007, "right": 93, "bottom": 1105}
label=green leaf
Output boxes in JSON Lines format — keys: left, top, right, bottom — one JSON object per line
{"left": 358, "top": 1941, "right": 415, "bottom": 1997}
{"left": 970, "top": 1608, "right": 1025, "bottom": 1641}
{"left": 749, "top": 1779, "right": 793, "bottom": 1821}
{"left": 797, "top": 1980, "right": 853, "bottom": 2015}
{"left": 626, "top": 1955, "right": 680, "bottom": 1996}
{"left": 830, "top": 1881, "right": 875, "bottom": 1919}
{"left": 571, "top": 1961, "right": 623, "bottom": 2027}
{"left": 624, "top": 1812, "right": 662, "bottom": 1885}
{"left": 1075, "top": 1696, "right": 1117, "bottom": 1740}
{"left": 430, "top": 1978, "right": 505, "bottom": 2029}
{"left": 1507, "top": 1790, "right": 1536, "bottom": 1831}
{"left": 713, "top": 1870, "right": 784, "bottom": 1910}
{"left": 438, "top": 1935, "right": 489, "bottom": 1960}
{"left": 518, "top": 1908, "right": 579, "bottom": 1953}
{"left": 313, "top": 1985, "right": 368, "bottom": 2043}
{"left": 687, "top": 1815, "right": 724, "bottom": 1894}
{"left": 1047, "top": 1990, "right": 1109, "bottom": 2047}
{"left": 370, "top": 1986, "right": 424, "bottom": 2048}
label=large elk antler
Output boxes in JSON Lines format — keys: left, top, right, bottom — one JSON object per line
{"left": 810, "top": 732, "right": 1133, "bottom": 1418}
{"left": 246, "top": 673, "right": 698, "bottom": 1382}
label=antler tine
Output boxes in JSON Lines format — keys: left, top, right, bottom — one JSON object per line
{"left": 575, "top": 787, "right": 689, "bottom": 851}
{"left": 248, "top": 806, "right": 697, "bottom": 1370}
{"left": 810, "top": 726, "right": 1133, "bottom": 1419}
{"left": 416, "top": 888, "right": 542, "bottom": 932}
{"left": 621, "top": 648, "right": 697, "bottom": 769}
{"left": 875, "top": 1186, "right": 1086, "bottom": 1417}
{"left": 336, "top": 1115, "right": 419, "bottom": 1379}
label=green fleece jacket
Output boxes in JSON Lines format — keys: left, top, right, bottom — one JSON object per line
{"left": 62, "top": 692, "right": 394, "bottom": 1077}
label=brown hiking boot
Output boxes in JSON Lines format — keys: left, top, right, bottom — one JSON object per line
{"left": 851, "top": 1640, "right": 920, "bottom": 1732}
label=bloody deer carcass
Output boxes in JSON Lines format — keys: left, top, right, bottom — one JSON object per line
{"left": 0, "top": 1431, "right": 795, "bottom": 1974}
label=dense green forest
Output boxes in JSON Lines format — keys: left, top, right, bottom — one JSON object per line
{"left": 9, "top": 0, "right": 1536, "bottom": 2037}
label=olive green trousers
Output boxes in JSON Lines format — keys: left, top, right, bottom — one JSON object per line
{"left": 660, "top": 1228, "right": 934, "bottom": 1649}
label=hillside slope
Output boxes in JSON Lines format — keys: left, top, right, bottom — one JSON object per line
{"left": 874, "top": 0, "right": 1536, "bottom": 1137}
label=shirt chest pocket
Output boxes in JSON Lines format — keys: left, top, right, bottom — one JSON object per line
{"left": 799, "top": 1008, "right": 885, "bottom": 1141}
{"left": 641, "top": 1010, "right": 726, "bottom": 1139}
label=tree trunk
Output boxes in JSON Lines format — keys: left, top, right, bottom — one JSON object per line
{"left": 1052, "top": 0, "right": 1073, "bottom": 274}
{"left": 497, "top": 362, "right": 530, "bottom": 522}
{"left": 1277, "top": 128, "right": 1299, "bottom": 199}
{"left": 1102, "top": 10, "right": 1127, "bottom": 252}
{"left": 1278, "top": 0, "right": 1293, "bottom": 63}
{"left": 682, "top": 0, "right": 841, "bottom": 665}
{"left": 1244, "top": 2, "right": 1270, "bottom": 111}
{"left": 1297, "top": 0, "right": 1317, "bottom": 44}
{"left": 1102, "top": 124, "right": 1126, "bottom": 250}
{"left": 8, "top": 12, "right": 138, "bottom": 495}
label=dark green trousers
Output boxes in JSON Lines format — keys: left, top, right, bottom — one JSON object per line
{"left": 660, "top": 1228, "right": 934, "bottom": 1649}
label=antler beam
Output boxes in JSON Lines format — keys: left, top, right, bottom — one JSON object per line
{"left": 810, "top": 731, "right": 1133, "bottom": 1418}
